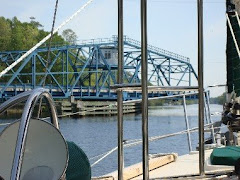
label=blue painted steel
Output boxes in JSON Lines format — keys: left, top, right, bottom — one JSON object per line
{"left": 0, "top": 36, "right": 198, "bottom": 100}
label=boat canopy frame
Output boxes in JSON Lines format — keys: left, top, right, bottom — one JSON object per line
{"left": 0, "top": 88, "right": 60, "bottom": 180}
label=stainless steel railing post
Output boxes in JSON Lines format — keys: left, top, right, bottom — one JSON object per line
{"left": 117, "top": 0, "right": 124, "bottom": 179}
{"left": 205, "top": 91, "right": 216, "bottom": 143}
{"left": 183, "top": 95, "right": 192, "bottom": 152}
{"left": 204, "top": 97, "right": 209, "bottom": 124}
{"left": 141, "top": 0, "right": 149, "bottom": 179}
{"left": 197, "top": 0, "right": 205, "bottom": 176}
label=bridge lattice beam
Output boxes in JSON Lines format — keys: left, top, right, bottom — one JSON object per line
{"left": 0, "top": 36, "right": 197, "bottom": 100}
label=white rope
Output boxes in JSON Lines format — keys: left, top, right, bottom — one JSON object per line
{"left": 91, "top": 146, "right": 118, "bottom": 167}
{"left": 235, "top": 11, "right": 240, "bottom": 36}
{"left": 226, "top": 12, "right": 240, "bottom": 59}
{"left": 89, "top": 151, "right": 113, "bottom": 160}
{"left": 124, "top": 123, "right": 216, "bottom": 148}
{"left": 90, "top": 124, "right": 223, "bottom": 167}
{"left": 0, "top": 0, "right": 94, "bottom": 78}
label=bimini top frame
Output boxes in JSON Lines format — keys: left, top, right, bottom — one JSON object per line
{"left": 0, "top": 88, "right": 59, "bottom": 180}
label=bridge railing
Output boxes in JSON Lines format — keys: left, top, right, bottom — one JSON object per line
{"left": 122, "top": 36, "right": 190, "bottom": 63}
{"left": 40, "top": 37, "right": 117, "bottom": 49}
{"left": 77, "top": 35, "right": 190, "bottom": 63}
{"left": 38, "top": 36, "right": 189, "bottom": 63}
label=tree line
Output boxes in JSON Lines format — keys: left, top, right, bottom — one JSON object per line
{"left": 0, "top": 16, "right": 77, "bottom": 52}
{"left": 0, "top": 16, "right": 83, "bottom": 87}
{"left": 210, "top": 93, "right": 226, "bottom": 105}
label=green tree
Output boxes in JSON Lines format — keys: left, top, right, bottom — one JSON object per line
{"left": 29, "top": 17, "right": 43, "bottom": 29}
{"left": 0, "top": 17, "right": 11, "bottom": 51}
{"left": 10, "top": 17, "right": 25, "bottom": 50}
{"left": 210, "top": 92, "right": 226, "bottom": 104}
{"left": 22, "top": 22, "right": 39, "bottom": 48}
{"left": 62, "top": 29, "right": 77, "bottom": 44}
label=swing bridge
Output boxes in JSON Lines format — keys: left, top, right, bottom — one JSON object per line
{"left": 0, "top": 35, "right": 197, "bottom": 101}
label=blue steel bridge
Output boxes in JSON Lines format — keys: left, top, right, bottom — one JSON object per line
{"left": 0, "top": 36, "right": 197, "bottom": 101}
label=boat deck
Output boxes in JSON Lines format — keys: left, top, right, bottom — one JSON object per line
{"left": 133, "top": 149, "right": 234, "bottom": 179}
{"left": 99, "top": 149, "right": 234, "bottom": 180}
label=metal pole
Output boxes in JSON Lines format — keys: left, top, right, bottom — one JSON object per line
{"left": 141, "top": 0, "right": 149, "bottom": 179}
{"left": 198, "top": 0, "right": 205, "bottom": 176}
{"left": 183, "top": 95, "right": 192, "bottom": 152}
{"left": 203, "top": 96, "right": 209, "bottom": 124}
{"left": 206, "top": 91, "right": 216, "bottom": 143}
{"left": 117, "top": 0, "right": 124, "bottom": 179}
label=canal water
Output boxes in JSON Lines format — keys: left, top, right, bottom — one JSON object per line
{"left": 0, "top": 104, "right": 223, "bottom": 177}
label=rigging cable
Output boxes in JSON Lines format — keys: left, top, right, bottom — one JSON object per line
{"left": 44, "top": 0, "right": 59, "bottom": 86}
{"left": 37, "top": 0, "right": 59, "bottom": 118}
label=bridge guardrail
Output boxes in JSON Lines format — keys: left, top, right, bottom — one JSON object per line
{"left": 37, "top": 36, "right": 189, "bottom": 63}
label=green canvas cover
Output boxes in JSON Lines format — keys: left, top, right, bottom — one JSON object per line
{"left": 226, "top": 13, "right": 240, "bottom": 96}
{"left": 210, "top": 146, "right": 240, "bottom": 166}
{"left": 66, "top": 141, "right": 91, "bottom": 180}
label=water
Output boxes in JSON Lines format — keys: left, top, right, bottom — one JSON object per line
{"left": 0, "top": 104, "right": 223, "bottom": 177}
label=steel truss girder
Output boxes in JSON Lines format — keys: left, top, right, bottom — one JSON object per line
{"left": 0, "top": 36, "right": 197, "bottom": 100}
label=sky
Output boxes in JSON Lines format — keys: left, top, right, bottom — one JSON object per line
{"left": 0, "top": 0, "right": 227, "bottom": 97}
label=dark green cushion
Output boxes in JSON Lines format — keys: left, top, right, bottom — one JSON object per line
{"left": 66, "top": 141, "right": 91, "bottom": 180}
{"left": 210, "top": 146, "right": 240, "bottom": 166}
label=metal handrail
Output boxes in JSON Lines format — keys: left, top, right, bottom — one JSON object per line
{"left": 0, "top": 88, "right": 59, "bottom": 180}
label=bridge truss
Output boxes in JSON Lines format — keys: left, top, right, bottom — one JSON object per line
{"left": 0, "top": 36, "right": 197, "bottom": 100}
